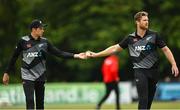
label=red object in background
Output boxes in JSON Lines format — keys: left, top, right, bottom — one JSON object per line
{"left": 101, "top": 55, "right": 120, "bottom": 83}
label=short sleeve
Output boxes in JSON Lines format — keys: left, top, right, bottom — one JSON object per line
{"left": 118, "top": 37, "right": 129, "bottom": 49}
{"left": 156, "top": 33, "right": 166, "bottom": 48}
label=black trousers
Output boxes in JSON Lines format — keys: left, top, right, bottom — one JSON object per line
{"left": 134, "top": 69, "right": 158, "bottom": 110}
{"left": 97, "top": 81, "right": 120, "bottom": 110}
{"left": 23, "top": 80, "right": 45, "bottom": 110}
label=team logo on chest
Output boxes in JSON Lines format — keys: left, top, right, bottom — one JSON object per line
{"left": 146, "top": 36, "right": 152, "bottom": 41}
{"left": 26, "top": 52, "right": 39, "bottom": 58}
{"left": 135, "top": 44, "right": 152, "bottom": 51}
{"left": 135, "top": 46, "right": 145, "bottom": 51}
{"left": 39, "top": 44, "right": 44, "bottom": 47}
{"left": 133, "top": 38, "right": 138, "bottom": 42}
{"left": 26, "top": 43, "right": 32, "bottom": 48}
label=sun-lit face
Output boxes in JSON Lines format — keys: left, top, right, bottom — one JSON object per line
{"left": 33, "top": 27, "right": 44, "bottom": 37}
{"left": 136, "top": 16, "right": 149, "bottom": 30}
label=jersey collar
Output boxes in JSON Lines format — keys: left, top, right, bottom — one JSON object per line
{"left": 135, "top": 29, "right": 149, "bottom": 39}
{"left": 29, "top": 34, "right": 41, "bottom": 41}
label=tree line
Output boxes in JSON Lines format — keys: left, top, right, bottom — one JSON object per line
{"left": 0, "top": 0, "right": 179, "bottom": 82}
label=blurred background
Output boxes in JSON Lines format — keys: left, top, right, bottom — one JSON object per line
{"left": 0, "top": 0, "right": 180, "bottom": 109}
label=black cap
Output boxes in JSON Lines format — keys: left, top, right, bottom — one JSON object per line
{"left": 29, "top": 19, "right": 47, "bottom": 29}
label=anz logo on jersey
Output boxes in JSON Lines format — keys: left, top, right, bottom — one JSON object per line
{"left": 135, "top": 44, "right": 152, "bottom": 51}
{"left": 26, "top": 52, "right": 42, "bottom": 58}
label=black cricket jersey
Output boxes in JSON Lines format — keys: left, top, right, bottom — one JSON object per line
{"left": 119, "top": 29, "right": 166, "bottom": 69}
{"left": 5, "top": 35, "right": 74, "bottom": 81}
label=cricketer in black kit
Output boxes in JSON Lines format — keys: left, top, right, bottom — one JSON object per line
{"left": 2, "top": 19, "right": 87, "bottom": 110}
{"left": 86, "top": 11, "right": 179, "bottom": 110}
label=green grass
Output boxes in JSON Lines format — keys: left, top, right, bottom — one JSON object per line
{"left": 0, "top": 101, "right": 180, "bottom": 110}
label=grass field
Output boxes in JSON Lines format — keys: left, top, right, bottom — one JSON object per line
{"left": 0, "top": 101, "right": 180, "bottom": 110}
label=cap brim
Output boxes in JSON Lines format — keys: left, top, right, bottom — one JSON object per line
{"left": 42, "top": 24, "right": 47, "bottom": 27}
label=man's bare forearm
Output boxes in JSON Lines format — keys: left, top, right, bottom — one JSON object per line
{"left": 94, "top": 44, "right": 123, "bottom": 57}
{"left": 162, "top": 46, "right": 177, "bottom": 66}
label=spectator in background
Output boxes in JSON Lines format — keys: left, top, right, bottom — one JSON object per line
{"left": 96, "top": 54, "right": 120, "bottom": 110}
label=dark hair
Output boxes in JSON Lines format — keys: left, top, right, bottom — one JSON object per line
{"left": 29, "top": 19, "right": 47, "bottom": 30}
{"left": 134, "top": 11, "right": 148, "bottom": 21}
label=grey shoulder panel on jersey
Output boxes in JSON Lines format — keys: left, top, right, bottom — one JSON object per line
{"left": 41, "top": 37, "right": 47, "bottom": 40}
{"left": 21, "top": 36, "right": 30, "bottom": 41}
{"left": 148, "top": 29, "right": 157, "bottom": 33}
{"left": 129, "top": 32, "right": 135, "bottom": 37}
